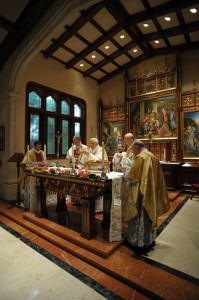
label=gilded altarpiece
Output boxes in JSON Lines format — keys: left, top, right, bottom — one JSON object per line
{"left": 126, "top": 68, "right": 180, "bottom": 162}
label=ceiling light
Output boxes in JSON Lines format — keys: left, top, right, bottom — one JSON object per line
{"left": 190, "top": 8, "right": 197, "bottom": 14}
{"left": 154, "top": 40, "right": 159, "bottom": 44}
{"left": 165, "top": 17, "right": 171, "bottom": 21}
{"left": 133, "top": 49, "right": 138, "bottom": 52}
{"left": 120, "top": 35, "right": 125, "bottom": 39}
{"left": 105, "top": 45, "right": 109, "bottom": 49}
{"left": 80, "top": 63, "right": 84, "bottom": 67}
{"left": 91, "top": 55, "right": 96, "bottom": 58}
{"left": 143, "top": 23, "right": 149, "bottom": 27}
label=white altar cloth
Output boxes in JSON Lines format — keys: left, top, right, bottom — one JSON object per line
{"left": 24, "top": 170, "right": 127, "bottom": 242}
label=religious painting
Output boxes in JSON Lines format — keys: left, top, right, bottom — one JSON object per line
{"left": 0, "top": 125, "right": 5, "bottom": 151}
{"left": 129, "top": 95, "right": 177, "bottom": 140}
{"left": 102, "top": 121, "right": 126, "bottom": 156}
{"left": 183, "top": 110, "right": 199, "bottom": 159}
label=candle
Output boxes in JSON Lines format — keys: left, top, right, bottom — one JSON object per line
{"left": 72, "top": 143, "right": 75, "bottom": 163}
{"left": 27, "top": 145, "right": 29, "bottom": 161}
{"left": 44, "top": 144, "right": 46, "bottom": 161}
{"left": 102, "top": 142, "right": 104, "bottom": 164}
{"left": 163, "top": 148, "right": 166, "bottom": 160}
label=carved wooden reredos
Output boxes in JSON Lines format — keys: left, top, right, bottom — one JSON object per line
{"left": 99, "top": 55, "right": 199, "bottom": 163}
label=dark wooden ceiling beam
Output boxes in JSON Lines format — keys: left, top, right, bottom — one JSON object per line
{"left": 43, "top": 2, "right": 104, "bottom": 58}
{"left": 98, "top": 54, "right": 147, "bottom": 84}
{"left": 0, "top": 0, "right": 55, "bottom": 70}
{"left": 84, "top": 40, "right": 136, "bottom": 77}
{"left": 175, "top": 8, "right": 191, "bottom": 44}
{"left": 143, "top": 21, "right": 199, "bottom": 41}
{"left": 64, "top": 23, "right": 123, "bottom": 69}
{"left": 0, "top": 15, "right": 15, "bottom": 32}
{"left": 104, "top": 0, "right": 153, "bottom": 58}
{"left": 129, "top": 0, "right": 199, "bottom": 24}
{"left": 98, "top": 40, "right": 199, "bottom": 84}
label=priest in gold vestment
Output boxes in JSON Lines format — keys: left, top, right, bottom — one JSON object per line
{"left": 18, "top": 140, "right": 45, "bottom": 191}
{"left": 123, "top": 140, "right": 170, "bottom": 254}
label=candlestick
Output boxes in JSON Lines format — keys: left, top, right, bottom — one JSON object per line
{"left": 102, "top": 142, "right": 104, "bottom": 164}
{"left": 44, "top": 144, "right": 46, "bottom": 161}
{"left": 163, "top": 148, "right": 166, "bottom": 161}
{"left": 27, "top": 145, "right": 29, "bottom": 161}
{"left": 71, "top": 143, "right": 75, "bottom": 163}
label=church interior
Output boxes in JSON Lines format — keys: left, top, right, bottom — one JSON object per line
{"left": 0, "top": 1, "right": 199, "bottom": 299}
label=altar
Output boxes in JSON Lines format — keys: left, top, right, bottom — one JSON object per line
{"left": 24, "top": 170, "right": 124, "bottom": 241}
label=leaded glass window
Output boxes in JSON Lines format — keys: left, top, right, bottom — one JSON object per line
{"left": 46, "top": 96, "right": 57, "bottom": 112}
{"left": 26, "top": 83, "right": 86, "bottom": 158}
{"left": 47, "top": 117, "right": 55, "bottom": 155}
{"left": 28, "top": 91, "right": 41, "bottom": 108}
{"left": 74, "top": 122, "right": 80, "bottom": 136}
{"left": 30, "top": 114, "right": 40, "bottom": 148}
{"left": 61, "top": 100, "right": 70, "bottom": 115}
{"left": 74, "top": 104, "right": 81, "bottom": 117}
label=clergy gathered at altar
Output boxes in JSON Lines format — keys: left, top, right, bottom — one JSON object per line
{"left": 19, "top": 134, "right": 170, "bottom": 255}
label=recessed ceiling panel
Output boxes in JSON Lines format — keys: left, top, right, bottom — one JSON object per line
{"left": 128, "top": 47, "right": 143, "bottom": 58}
{"left": 150, "top": 39, "right": 167, "bottom": 48}
{"left": 64, "top": 36, "right": 87, "bottom": 53}
{"left": 85, "top": 51, "right": 104, "bottom": 64}
{"left": 157, "top": 12, "right": 179, "bottom": 29}
{"left": 53, "top": 48, "right": 74, "bottom": 62}
{"left": 78, "top": 23, "right": 101, "bottom": 43}
{"left": 0, "top": 0, "right": 28, "bottom": 22}
{"left": 168, "top": 35, "right": 186, "bottom": 46}
{"left": 91, "top": 70, "right": 106, "bottom": 79}
{"left": 113, "top": 30, "right": 132, "bottom": 46}
{"left": 98, "top": 41, "right": 118, "bottom": 55}
{"left": 114, "top": 54, "right": 130, "bottom": 66}
{"left": 189, "top": 31, "right": 199, "bottom": 42}
{"left": 102, "top": 63, "right": 117, "bottom": 73}
{"left": 120, "top": 0, "right": 145, "bottom": 14}
{"left": 182, "top": 4, "right": 199, "bottom": 24}
{"left": 74, "top": 61, "right": 92, "bottom": 72}
{"left": 148, "top": 0, "right": 169, "bottom": 8}
{"left": 137, "top": 20, "right": 158, "bottom": 34}
{"left": 93, "top": 7, "right": 117, "bottom": 31}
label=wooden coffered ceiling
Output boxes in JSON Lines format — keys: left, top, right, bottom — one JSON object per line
{"left": 0, "top": 0, "right": 199, "bottom": 84}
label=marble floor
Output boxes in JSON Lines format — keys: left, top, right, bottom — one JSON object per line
{"left": 0, "top": 193, "right": 199, "bottom": 299}
{"left": 144, "top": 198, "right": 199, "bottom": 280}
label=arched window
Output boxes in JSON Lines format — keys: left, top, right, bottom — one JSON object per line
{"left": 26, "top": 82, "right": 86, "bottom": 158}
{"left": 46, "top": 96, "right": 57, "bottom": 112}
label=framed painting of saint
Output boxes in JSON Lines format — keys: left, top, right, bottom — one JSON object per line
{"left": 129, "top": 94, "right": 177, "bottom": 140}
{"left": 183, "top": 110, "right": 199, "bottom": 159}
{"left": 102, "top": 120, "right": 126, "bottom": 156}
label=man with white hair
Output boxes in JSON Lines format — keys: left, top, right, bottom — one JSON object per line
{"left": 82, "top": 137, "right": 108, "bottom": 162}
{"left": 82, "top": 138, "right": 108, "bottom": 213}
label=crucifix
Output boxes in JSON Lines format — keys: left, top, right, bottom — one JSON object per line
{"left": 55, "top": 131, "right": 62, "bottom": 159}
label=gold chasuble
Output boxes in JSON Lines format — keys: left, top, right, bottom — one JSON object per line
{"left": 18, "top": 149, "right": 45, "bottom": 190}
{"left": 123, "top": 150, "right": 170, "bottom": 226}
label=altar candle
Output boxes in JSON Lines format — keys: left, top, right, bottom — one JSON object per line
{"left": 44, "top": 144, "right": 46, "bottom": 161}
{"left": 72, "top": 143, "right": 75, "bottom": 162}
{"left": 163, "top": 148, "right": 166, "bottom": 159}
{"left": 102, "top": 142, "right": 104, "bottom": 164}
{"left": 27, "top": 145, "right": 29, "bottom": 161}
